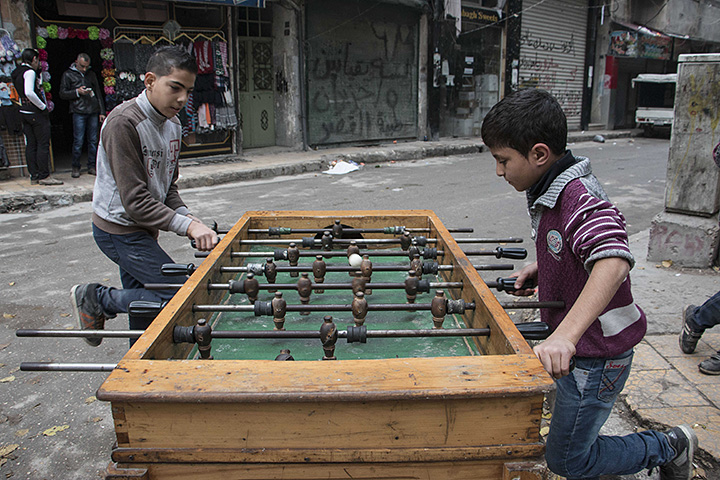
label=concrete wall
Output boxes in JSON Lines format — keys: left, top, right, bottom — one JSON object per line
{"left": 272, "top": 1, "right": 304, "bottom": 149}
{"left": 0, "top": 0, "right": 33, "bottom": 49}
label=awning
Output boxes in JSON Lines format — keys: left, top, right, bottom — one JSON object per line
{"left": 631, "top": 73, "right": 677, "bottom": 86}
{"left": 613, "top": 18, "right": 689, "bottom": 40}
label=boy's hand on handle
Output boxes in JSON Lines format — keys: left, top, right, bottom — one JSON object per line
{"left": 534, "top": 334, "right": 576, "bottom": 379}
{"left": 187, "top": 221, "right": 219, "bottom": 251}
{"left": 509, "top": 262, "right": 538, "bottom": 296}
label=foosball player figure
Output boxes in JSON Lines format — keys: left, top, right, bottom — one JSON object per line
{"left": 352, "top": 291, "right": 368, "bottom": 327}
{"left": 287, "top": 242, "right": 300, "bottom": 277}
{"left": 275, "top": 349, "right": 294, "bottom": 361}
{"left": 431, "top": 291, "right": 446, "bottom": 329}
{"left": 320, "top": 316, "right": 338, "bottom": 360}
{"left": 244, "top": 273, "right": 259, "bottom": 303}
{"left": 312, "top": 255, "right": 326, "bottom": 293}
{"left": 195, "top": 318, "right": 213, "bottom": 360}
{"left": 332, "top": 219, "right": 343, "bottom": 239}
{"left": 405, "top": 270, "right": 419, "bottom": 308}
{"left": 360, "top": 255, "right": 373, "bottom": 295}
{"left": 265, "top": 258, "right": 277, "bottom": 292}
{"left": 69, "top": 46, "right": 219, "bottom": 347}
{"left": 400, "top": 231, "right": 412, "bottom": 251}
{"left": 410, "top": 253, "right": 423, "bottom": 280}
{"left": 272, "top": 292, "right": 287, "bottom": 331}
{"left": 481, "top": 87, "right": 697, "bottom": 479}
{"left": 352, "top": 272, "right": 367, "bottom": 296}
{"left": 297, "top": 273, "right": 312, "bottom": 315}
{"left": 321, "top": 230, "right": 333, "bottom": 251}
{"left": 347, "top": 241, "right": 360, "bottom": 277}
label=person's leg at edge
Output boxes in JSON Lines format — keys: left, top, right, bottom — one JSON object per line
{"left": 691, "top": 291, "right": 720, "bottom": 332}
{"left": 545, "top": 350, "right": 676, "bottom": 479}
{"left": 71, "top": 113, "right": 86, "bottom": 173}
{"left": 85, "top": 114, "right": 99, "bottom": 172}
{"left": 91, "top": 225, "right": 187, "bottom": 342}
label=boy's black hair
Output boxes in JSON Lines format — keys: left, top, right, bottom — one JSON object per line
{"left": 480, "top": 88, "right": 567, "bottom": 156}
{"left": 20, "top": 48, "right": 39, "bottom": 64}
{"left": 146, "top": 46, "right": 198, "bottom": 77}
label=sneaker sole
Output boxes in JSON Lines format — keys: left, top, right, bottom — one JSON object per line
{"left": 678, "top": 424, "right": 698, "bottom": 480}
{"left": 70, "top": 285, "right": 102, "bottom": 347}
{"left": 699, "top": 364, "right": 720, "bottom": 375}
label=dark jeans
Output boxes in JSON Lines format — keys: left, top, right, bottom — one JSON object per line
{"left": 72, "top": 113, "right": 99, "bottom": 169}
{"left": 545, "top": 349, "right": 674, "bottom": 479}
{"left": 689, "top": 291, "right": 720, "bottom": 332}
{"left": 21, "top": 112, "right": 51, "bottom": 180}
{"left": 92, "top": 224, "right": 187, "bottom": 340}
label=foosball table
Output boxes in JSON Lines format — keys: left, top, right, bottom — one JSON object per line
{"left": 23, "top": 210, "right": 557, "bottom": 479}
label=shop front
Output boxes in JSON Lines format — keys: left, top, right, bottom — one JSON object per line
{"left": 31, "top": 0, "right": 247, "bottom": 169}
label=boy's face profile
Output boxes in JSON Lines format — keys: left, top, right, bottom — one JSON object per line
{"left": 144, "top": 67, "right": 195, "bottom": 119}
{"left": 491, "top": 145, "right": 549, "bottom": 192}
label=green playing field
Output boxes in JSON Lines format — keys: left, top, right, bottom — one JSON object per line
{"left": 195, "top": 253, "right": 480, "bottom": 361}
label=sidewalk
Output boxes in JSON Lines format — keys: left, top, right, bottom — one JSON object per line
{"left": 0, "top": 130, "right": 632, "bottom": 213}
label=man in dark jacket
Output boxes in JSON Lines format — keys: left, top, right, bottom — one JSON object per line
{"left": 59, "top": 53, "right": 105, "bottom": 178}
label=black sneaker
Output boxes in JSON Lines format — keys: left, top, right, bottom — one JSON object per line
{"left": 71, "top": 167, "right": 80, "bottom": 178}
{"left": 679, "top": 305, "right": 703, "bottom": 354}
{"left": 70, "top": 284, "right": 106, "bottom": 346}
{"left": 660, "top": 424, "right": 697, "bottom": 480}
{"left": 699, "top": 352, "right": 720, "bottom": 375}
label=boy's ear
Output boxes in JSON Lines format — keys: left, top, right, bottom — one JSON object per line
{"left": 529, "top": 143, "right": 552, "bottom": 166}
{"left": 144, "top": 72, "right": 156, "bottom": 90}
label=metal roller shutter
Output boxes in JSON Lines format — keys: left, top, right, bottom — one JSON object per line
{"left": 518, "top": 0, "right": 587, "bottom": 130}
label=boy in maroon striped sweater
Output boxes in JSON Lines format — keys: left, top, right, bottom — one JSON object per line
{"left": 481, "top": 88, "right": 696, "bottom": 480}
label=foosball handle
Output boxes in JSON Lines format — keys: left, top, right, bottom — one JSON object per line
{"left": 496, "top": 247, "right": 527, "bottom": 259}
{"left": 162, "top": 263, "right": 196, "bottom": 276}
{"left": 495, "top": 277, "right": 537, "bottom": 293}
{"left": 515, "top": 321, "right": 550, "bottom": 340}
{"left": 128, "top": 301, "right": 166, "bottom": 318}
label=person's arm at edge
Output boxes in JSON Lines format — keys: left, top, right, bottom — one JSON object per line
{"left": 533, "top": 256, "right": 631, "bottom": 379}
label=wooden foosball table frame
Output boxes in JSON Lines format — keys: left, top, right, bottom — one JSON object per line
{"left": 98, "top": 210, "right": 554, "bottom": 480}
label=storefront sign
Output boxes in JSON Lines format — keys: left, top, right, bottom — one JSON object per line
{"left": 610, "top": 30, "right": 638, "bottom": 57}
{"left": 610, "top": 30, "right": 671, "bottom": 60}
{"left": 639, "top": 34, "right": 672, "bottom": 60}
{"left": 461, "top": 6, "right": 503, "bottom": 25}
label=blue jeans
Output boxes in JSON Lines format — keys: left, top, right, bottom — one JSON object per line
{"left": 92, "top": 224, "right": 187, "bottom": 336}
{"left": 545, "top": 349, "right": 675, "bottom": 479}
{"left": 72, "top": 113, "right": 99, "bottom": 169}
{"left": 689, "top": 291, "right": 720, "bottom": 332}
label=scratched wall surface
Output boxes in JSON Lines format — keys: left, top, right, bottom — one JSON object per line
{"left": 517, "top": 0, "right": 587, "bottom": 130}
{"left": 306, "top": 0, "right": 419, "bottom": 146}
{"left": 665, "top": 55, "right": 720, "bottom": 215}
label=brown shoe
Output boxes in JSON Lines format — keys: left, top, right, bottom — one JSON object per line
{"left": 38, "top": 176, "right": 64, "bottom": 185}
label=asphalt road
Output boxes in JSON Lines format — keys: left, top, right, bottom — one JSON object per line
{"left": 0, "top": 137, "right": 671, "bottom": 479}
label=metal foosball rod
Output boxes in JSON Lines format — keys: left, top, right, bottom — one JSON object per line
{"left": 144, "top": 277, "right": 533, "bottom": 295}
{"left": 194, "top": 245, "right": 526, "bottom": 260}
{"left": 234, "top": 236, "right": 523, "bottom": 246}
{"left": 214, "top": 220, "right": 476, "bottom": 236}
{"left": 18, "top": 318, "right": 552, "bottom": 369}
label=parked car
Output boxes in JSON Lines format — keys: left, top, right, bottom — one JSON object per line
{"left": 632, "top": 73, "right": 676, "bottom": 136}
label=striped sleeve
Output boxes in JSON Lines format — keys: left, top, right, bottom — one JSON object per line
{"left": 565, "top": 191, "right": 634, "bottom": 270}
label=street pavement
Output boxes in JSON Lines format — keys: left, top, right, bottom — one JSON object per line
{"left": 1, "top": 130, "right": 719, "bottom": 479}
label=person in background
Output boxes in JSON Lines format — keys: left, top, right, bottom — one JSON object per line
{"left": 11, "top": 48, "right": 62, "bottom": 185}
{"left": 59, "top": 53, "right": 105, "bottom": 178}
